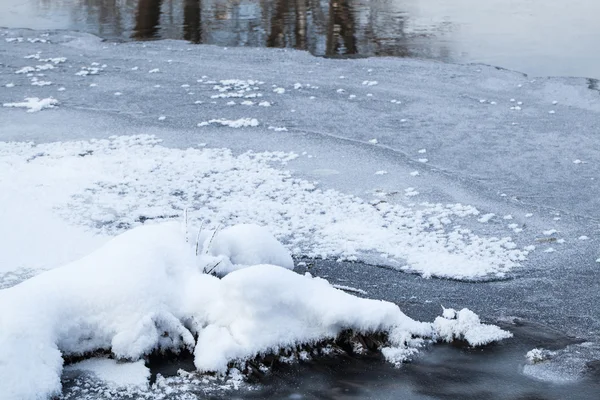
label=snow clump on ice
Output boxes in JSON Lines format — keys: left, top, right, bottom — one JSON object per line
{"left": 3, "top": 97, "right": 58, "bottom": 112}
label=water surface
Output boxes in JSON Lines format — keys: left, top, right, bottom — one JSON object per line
{"left": 2, "top": 0, "right": 599, "bottom": 78}
{"left": 61, "top": 320, "right": 600, "bottom": 399}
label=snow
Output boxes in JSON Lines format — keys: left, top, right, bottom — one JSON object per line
{"left": 331, "top": 284, "right": 368, "bottom": 295}
{"left": 202, "top": 224, "right": 294, "bottom": 275}
{"left": 0, "top": 135, "right": 527, "bottom": 281}
{"left": 0, "top": 222, "right": 511, "bottom": 399}
{"left": 64, "top": 358, "right": 150, "bottom": 389}
{"left": 478, "top": 213, "right": 495, "bottom": 223}
{"left": 197, "top": 118, "right": 259, "bottom": 128}
{"left": 433, "top": 308, "right": 512, "bottom": 346}
{"left": 526, "top": 348, "right": 552, "bottom": 363}
{"left": 3, "top": 97, "right": 58, "bottom": 112}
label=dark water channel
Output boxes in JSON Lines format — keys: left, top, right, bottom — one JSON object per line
{"left": 2, "top": 0, "right": 600, "bottom": 78}
{"left": 143, "top": 321, "right": 600, "bottom": 400}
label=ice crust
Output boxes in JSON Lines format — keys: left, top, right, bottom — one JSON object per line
{"left": 0, "top": 222, "right": 511, "bottom": 400}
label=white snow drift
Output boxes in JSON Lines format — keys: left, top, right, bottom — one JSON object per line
{"left": 0, "top": 222, "right": 511, "bottom": 400}
{"left": 0, "top": 135, "right": 528, "bottom": 281}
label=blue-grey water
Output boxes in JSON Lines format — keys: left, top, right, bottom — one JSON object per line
{"left": 1, "top": 0, "right": 599, "bottom": 79}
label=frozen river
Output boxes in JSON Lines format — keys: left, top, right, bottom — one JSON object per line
{"left": 0, "top": 18, "right": 599, "bottom": 400}
{"left": 1, "top": 0, "right": 600, "bottom": 79}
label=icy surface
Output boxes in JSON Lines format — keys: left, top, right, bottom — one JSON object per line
{"left": 523, "top": 343, "right": 600, "bottom": 384}
{"left": 0, "top": 222, "right": 510, "bottom": 400}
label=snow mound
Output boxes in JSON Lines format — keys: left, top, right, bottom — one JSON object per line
{"left": 0, "top": 222, "right": 511, "bottom": 399}
{"left": 202, "top": 224, "right": 294, "bottom": 275}
{"left": 433, "top": 308, "right": 513, "bottom": 346}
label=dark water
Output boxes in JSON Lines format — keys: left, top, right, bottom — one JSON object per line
{"left": 143, "top": 321, "right": 600, "bottom": 400}
{"left": 2, "top": 0, "right": 600, "bottom": 78}
{"left": 60, "top": 319, "right": 600, "bottom": 399}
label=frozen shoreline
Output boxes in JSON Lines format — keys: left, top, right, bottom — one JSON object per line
{"left": 1, "top": 27, "right": 599, "bottom": 397}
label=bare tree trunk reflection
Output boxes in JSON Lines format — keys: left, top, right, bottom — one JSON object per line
{"left": 295, "top": 0, "right": 308, "bottom": 50}
{"left": 82, "top": 0, "right": 123, "bottom": 38}
{"left": 267, "top": 0, "right": 290, "bottom": 48}
{"left": 183, "top": 0, "right": 202, "bottom": 43}
{"left": 326, "top": 0, "right": 357, "bottom": 56}
{"left": 133, "top": 0, "right": 162, "bottom": 40}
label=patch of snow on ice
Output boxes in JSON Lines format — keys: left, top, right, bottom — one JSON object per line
{"left": 0, "top": 135, "right": 526, "bottom": 280}
{"left": 478, "top": 213, "right": 495, "bottom": 223}
{"left": 198, "top": 118, "right": 259, "bottom": 128}
{"left": 268, "top": 126, "right": 287, "bottom": 132}
{"left": 3, "top": 97, "right": 58, "bottom": 112}
{"left": 332, "top": 284, "right": 367, "bottom": 295}
{"left": 65, "top": 358, "right": 150, "bottom": 389}
{"left": 433, "top": 308, "right": 512, "bottom": 346}
{"left": 404, "top": 188, "right": 419, "bottom": 197}
{"left": 30, "top": 77, "right": 52, "bottom": 86}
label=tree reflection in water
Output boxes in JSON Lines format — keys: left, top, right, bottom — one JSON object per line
{"left": 62, "top": 0, "right": 449, "bottom": 59}
{"left": 133, "top": 0, "right": 162, "bottom": 39}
